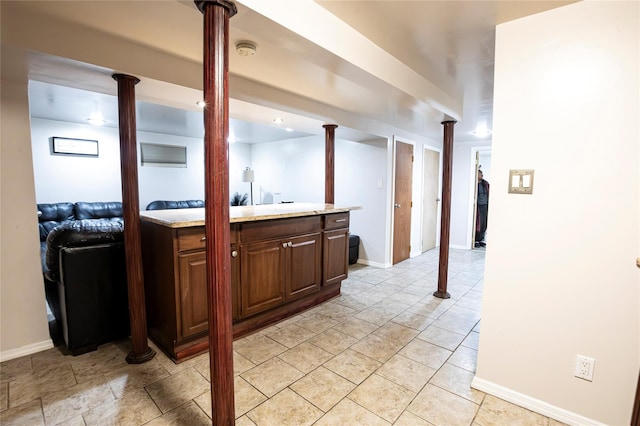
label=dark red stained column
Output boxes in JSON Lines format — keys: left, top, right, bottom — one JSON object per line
{"left": 195, "top": 1, "right": 236, "bottom": 424}
{"left": 434, "top": 120, "right": 457, "bottom": 299}
{"left": 112, "top": 73, "right": 156, "bottom": 364}
{"left": 324, "top": 124, "right": 338, "bottom": 204}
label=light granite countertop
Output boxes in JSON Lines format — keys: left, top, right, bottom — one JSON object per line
{"left": 139, "top": 203, "right": 361, "bottom": 228}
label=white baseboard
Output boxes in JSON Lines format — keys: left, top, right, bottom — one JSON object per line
{"left": 471, "top": 376, "right": 605, "bottom": 426}
{"left": 0, "top": 339, "right": 53, "bottom": 363}
{"left": 450, "top": 244, "right": 468, "bottom": 250}
{"left": 355, "top": 259, "right": 390, "bottom": 268}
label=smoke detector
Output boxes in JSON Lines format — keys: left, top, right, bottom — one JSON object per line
{"left": 236, "top": 41, "right": 257, "bottom": 57}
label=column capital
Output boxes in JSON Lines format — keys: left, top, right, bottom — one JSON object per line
{"left": 195, "top": 0, "right": 237, "bottom": 16}
{"left": 112, "top": 74, "right": 140, "bottom": 85}
{"left": 441, "top": 119, "right": 457, "bottom": 125}
{"left": 323, "top": 124, "right": 338, "bottom": 130}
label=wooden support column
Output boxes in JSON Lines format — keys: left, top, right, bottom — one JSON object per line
{"left": 112, "top": 73, "right": 155, "bottom": 364}
{"left": 434, "top": 120, "right": 457, "bottom": 299}
{"left": 324, "top": 124, "right": 338, "bottom": 204}
{"left": 195, "top": 1, "right": 236, "bottom": 424}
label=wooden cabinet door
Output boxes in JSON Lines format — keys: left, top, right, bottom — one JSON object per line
{"left": 323, "top": 229, "right": 349, "bottom": 286}
{"left": 240, "top": 239, "right": 286, "bottom": 317}
{"left": 286, "top": 233, "right": 322, "bottom": 300}
{"left": 178, "top": 251, "right": 208, "bottom": 339}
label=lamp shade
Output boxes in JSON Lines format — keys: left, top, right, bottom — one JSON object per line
{"left": 242, "top": 167, "right": 255, "bottom": 183}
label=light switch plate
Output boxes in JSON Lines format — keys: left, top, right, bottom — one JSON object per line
{"left": 508, "top": 169, "right": 534, "bottom": 194}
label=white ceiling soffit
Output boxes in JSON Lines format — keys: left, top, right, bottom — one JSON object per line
{"left": 235, "top": 0, "right": 462, "bottom": 121}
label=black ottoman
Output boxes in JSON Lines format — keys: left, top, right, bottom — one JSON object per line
{"left": 349, "top": 234, "right": 360, "bottom": 265}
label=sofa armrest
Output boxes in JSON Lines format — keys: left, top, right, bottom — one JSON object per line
{"left": 45, "top": 219, "right": 124, "bottom": 279}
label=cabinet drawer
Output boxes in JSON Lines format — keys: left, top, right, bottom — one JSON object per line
{"left": 324, "top": 213, "right": 349, "bottom": 230}
{"left": 240, "top": 216, "right": 322, "bottom": 243}
{"left": 177, "top": 228, "right": 206, "bottom": 252}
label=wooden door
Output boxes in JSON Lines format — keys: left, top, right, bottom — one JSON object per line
{"left": 178, "top": 251, "right": 209, "bottom": 338}
{"left": 422, "top": 148, "right": 440, "bottom": 251}
{"left": 286, "top": 233, "right": 322, "bottom": 300}
{"left": 393, "top": 141, "right": 414, "bottom": 264}
{"left": 240, "top": 239, "right": 286, "bottom": 317}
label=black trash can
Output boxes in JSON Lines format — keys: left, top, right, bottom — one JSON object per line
{"left": 349, "top": 234, "right": 360, "bottom": 265}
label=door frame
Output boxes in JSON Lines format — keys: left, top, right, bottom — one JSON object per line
{"left": 467, "top": 146, "right": 492, "bottom": 249}
{"left": 421, "top": 144, "right": 442, "bottom": 252}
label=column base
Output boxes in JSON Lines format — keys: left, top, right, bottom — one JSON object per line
{"left": 433, "top": 291, "right": 451, "bottom": 299}
{"left": 126, "top": 347, "right": 156, "bottom": 364}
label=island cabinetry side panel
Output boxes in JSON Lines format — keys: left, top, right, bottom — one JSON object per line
{"left": 141, "top": 221, "right": 181, "bottom": 355}
{"left": 142, "top": 221, "right": 224, "bottom": 361}
{"left": 323, "top": 212, "right": 350, "bottom": 286}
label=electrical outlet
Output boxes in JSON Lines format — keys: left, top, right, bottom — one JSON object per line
{"left": 575, "top": 355, "right": 595, "bottom": 381}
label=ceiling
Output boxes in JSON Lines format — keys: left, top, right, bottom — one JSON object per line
{"left": 3, "top": 0, "right": 575, "bottom": 144}
{"left": 28, "top": 80, "right": 315, "bottom": 143}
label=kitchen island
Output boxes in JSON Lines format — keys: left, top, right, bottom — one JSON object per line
{"left": 140, "top": 203, "right": 359, "bottom": 362}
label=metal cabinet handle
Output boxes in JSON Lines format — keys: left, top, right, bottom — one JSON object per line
{"left": 200, "top": 236, "right": 207, "bottom": 241}
{"left": 288, "top": 241, "right": 293, "bottom": 248}
{"left": 336, "top": 218, "right": 347, "bottom": 223}
{"left": 282, "top": 242, "right": 288, "bottom": 248}
{"left": 231, "top": 250, "right": 238, "bottom": 258}
{"left": 394, "top": 203, "right": 401, "bottom": 209}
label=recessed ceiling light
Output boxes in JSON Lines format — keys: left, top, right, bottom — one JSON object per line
{"left": 472, "top": 123, "right": 492, "bottom": 138}
{"left": 285, "top": 127, "right": 294, "bottom": 132}
{"left": 196, "top": 100, "right": 206, "bottom": 108}
{"left": 273, "top": 118, "right": 284, "bottom": 125}
{"left": 87, "top": 112, "right": 106, "bottom": 126}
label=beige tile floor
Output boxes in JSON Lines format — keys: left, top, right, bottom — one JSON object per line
{"left": 0, "top": 248, "right": 566, "bottom": 425}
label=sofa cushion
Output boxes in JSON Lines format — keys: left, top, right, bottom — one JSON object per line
{"left": 146, "top": 200, "right": 204, "bottom": 210}
{"left": 74, "top": 201, "right": 123, "bottom": 220}
{"left": 37, "top": 202, "right": 74, "bottom": 241}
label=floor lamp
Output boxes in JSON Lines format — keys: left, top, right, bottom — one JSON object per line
{"left": 242, "top": 167, "right": 255, "bottom": 205}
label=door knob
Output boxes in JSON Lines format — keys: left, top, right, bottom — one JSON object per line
{"left": 231, "top": 250, "right": 238, "bottom": 258}
{"left": 636, "top": 257, "right": 640, "bottom": 268}
{"left": 436, "top": 198, "right": 441, "bottom": 202}
{"left": 282, "top": 242, "right": 288, "bottom": 248}
{"left": 394, "top": 203, "right": 401, "bottom": 209}
{"left": 288, "top": 241, "right": 293, "bottom": 248}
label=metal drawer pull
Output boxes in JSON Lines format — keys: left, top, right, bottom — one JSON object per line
{"left": 335, "top": 218, "right": 347, "bottom": 222}
{"left": 231, "top": 250, "right": 238, "bottom": 258}
{"left": 200, "top": 236, "right": 206, "bottom": 241}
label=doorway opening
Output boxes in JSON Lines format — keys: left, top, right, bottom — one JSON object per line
{"left": 421, "top": 146, "right": 441, "bottom": 253}
{"left": 469, "top": 148, "right": 492, "bottom": 250}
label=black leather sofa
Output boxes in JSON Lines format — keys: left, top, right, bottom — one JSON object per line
{"left": 38, "top": 201, "right": 130, "bottom": 355}
{"left": 145, "top": 199, "right": 204, "bottom": 210}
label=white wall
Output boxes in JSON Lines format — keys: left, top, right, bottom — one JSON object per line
{"left": 1, "top": 79, "right": 52, "bottom": 360}
{"left": 230, "top": 143, "right": 253, "bottom": 203}
{"left": 30, "top": 118, "right": 252, "bottom": 209}
{"left": 474, "top": 2, "right": 639, "bottom": 425}
{"left": 251, "top": 136, "right": 324, "bottom": 204}
{"left": 335, "top": 138, "right": 388, "bottom": 267}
